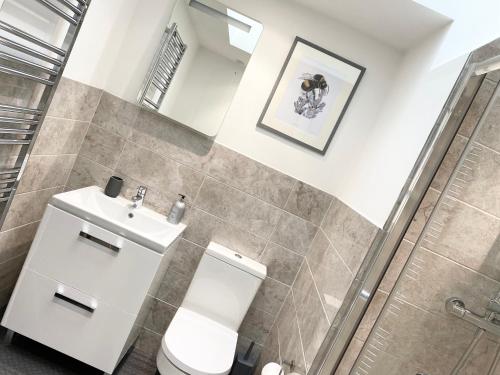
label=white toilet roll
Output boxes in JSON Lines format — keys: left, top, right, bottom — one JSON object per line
{"left": 262, "top": 362, "right": 283, "bottom": 375}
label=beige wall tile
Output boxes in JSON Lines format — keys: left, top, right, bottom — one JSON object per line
{"left": 477, "top": 95, "right": 500, "bottom": 153}
{"left": 397, "top": 247, "right": 500, "bottom": 317}
{"left": 252, "top": 277, "right": 289, "bottom": 317}
{"left": 255, "top": 324, "right": 280, "bottom": 375}
{"left": 321, "top": 198, "right": 379, "bottom": 274}
{"left": 405, "top": 188, "right": 440, "bottom": 243}
{"left": 155, "top": 269, "right": 191, "bottom": 308}
{"left": 375, "top": 298, "right": 482, "bottom": 374}
{"left": 0, "top": 222, "right": 38, "bottom": 264}
{"left": 270, "top": 212, "right": 318, "bottom": 255}
{"left": 0, "top": 253, "right": 27, "bottom": 291}
{"left": 116, "top": 142, "right": 204, "bottom": 202}
{"left": 203, "top": 145, "right": 296, "bottom": 207}
{"left": 276, "top": 293, "right": 306, "bottom": 375}
{"left": 17, "top": 154, "right": 76, "bottom": 194}
{"left": 429, "top": 198, "right": 500, "bottom": 281}
{"left": 143, "top": 298, "right": 176, "bottom": 335}
{"left": 292, "top": 262, "right": 330, "bottom": 370}
{"left": 133, "top": 329, "right": 162, "bottom": 362}
{"left": 458, "top": 143, "right": 500, "bottom": 217}
{"left": 284, "top": 181, "right": 333, "bottom": 225}
{"left": 260, "top": 242, "right": 303, "bottom": 285}
{"left": 47, "top": 77, "right": 102, "bottom": 121}
{"left": 182, "top": 208, "right": 267, "bottom": 260}
{"left": 79, "top": 124, "right": 125, "bottom": 169}
{"left": 308, "top": 256, "right": 353, "bottom": 322}
{"left": 2, "top": 187, "right": 60, "bottom": 231}
{"left": 194, "top": 177, "right": 281, "bottom": 239}
{"left": 353, "top": 345, "right": 431, "bottom": 375}
{"left": 239, "top": 307, "right": 275, "bottom": 345}
{"left": 378, "top": 239, "right": 413, "bottom": 293}
{"left": 432, "top": 137, "right": 469, "bottom": 194}
{"left": 32, "top": 117, "right": 89, "bottom": 156}
{"left": 92, "top": 92, "right": 139, "bottom": 138}
{"left": 66, "top": 156, "right": 113, "bottom": 190}
{"left": 458, "top": 78, "right": 496, "bottom": 138}
{"left": 167, "top": 239, "right": 204, "bottom": 276}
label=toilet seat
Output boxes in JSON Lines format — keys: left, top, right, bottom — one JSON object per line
{"left": 162, "top": 307, "right": 238, "bottom": 375}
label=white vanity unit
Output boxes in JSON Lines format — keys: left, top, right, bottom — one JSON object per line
{"left": 1, "top": 186, "right": 185, "bottom": 374}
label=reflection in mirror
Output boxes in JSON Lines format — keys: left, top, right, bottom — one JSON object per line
{"left": 137, "top": 0, "right": 263, "bottom": 137}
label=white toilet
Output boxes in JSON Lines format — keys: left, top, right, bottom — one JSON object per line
{"left": 156, "top": 242, "right": 267, "bottom": 375}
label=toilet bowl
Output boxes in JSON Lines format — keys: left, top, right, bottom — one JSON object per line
{"left": 157, "top": 242, "right": 266, "bottom": 375}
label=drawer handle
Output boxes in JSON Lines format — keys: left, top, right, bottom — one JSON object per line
{"left": 79, "top": 231, "right": 121, "bottom": 252}
{"left": 54, "top": 292, "right": 95, "bottom": 313}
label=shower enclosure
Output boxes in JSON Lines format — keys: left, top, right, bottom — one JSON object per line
{"left": 351, "top": 63, "right": 500, "bottom": 374}
{"left": 309, "top": 41, "right": 500, "bottom": 375}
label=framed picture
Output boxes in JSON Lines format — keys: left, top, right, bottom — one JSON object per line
{"left": 258, "top": 37, "right": 365, "bottom": 155}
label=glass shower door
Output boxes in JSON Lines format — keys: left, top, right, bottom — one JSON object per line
{"left": 351, "top": 73, "right": 500, "bottom": 374}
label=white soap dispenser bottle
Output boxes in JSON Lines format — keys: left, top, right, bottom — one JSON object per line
{"left": 167, "top": 194, "right": 186, "bottom": 224}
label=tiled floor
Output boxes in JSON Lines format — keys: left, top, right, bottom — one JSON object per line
{"left": 0, "top": 326, "right": 158, "bottom": 375}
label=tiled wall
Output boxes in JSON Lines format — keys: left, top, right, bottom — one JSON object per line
{"left": 337, "top": 42, "right": 500, "bottom": 374}
{"left": 0, "top": 74, "right": 382, "bottom": 372}
{"left": 62, "top": 89, "right": 381, "bottom": 372}
{"left": 0, "top": 78, "right": 102, "bottom": 306}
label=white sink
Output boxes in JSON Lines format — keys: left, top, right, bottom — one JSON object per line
{"left": 50, "top": 186, "right": 185, "bottom": 253}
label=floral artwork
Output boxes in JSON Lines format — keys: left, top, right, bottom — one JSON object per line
{"left": 294, "top": 73, "right": 329, "bottom": 119}
{"left": 258, "top": 37, "right": 365, "bottom": 155}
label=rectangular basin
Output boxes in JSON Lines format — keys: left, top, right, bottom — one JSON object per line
{"left": 50, "top": 186, "right": 185, "bottom": 253}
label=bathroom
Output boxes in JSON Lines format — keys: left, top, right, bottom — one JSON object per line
{"left": 0, "top": 0, "right": 499, "bottom": 374}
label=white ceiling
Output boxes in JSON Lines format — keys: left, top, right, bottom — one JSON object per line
{"left": 290, "top": 0, "right": 453, "bottom": 50}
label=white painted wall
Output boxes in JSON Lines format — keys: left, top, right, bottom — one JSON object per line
{"left": 61, "top": 0, "right": 500, "bottom": 227}
{"left": 215, "top": 0, "right": 402, "bottom": 228}
{"left": 343, "top": 33, "right": 468, "bottom": 226}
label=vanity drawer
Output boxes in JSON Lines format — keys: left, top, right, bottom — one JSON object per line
{"left": 26, "top": 205, "right": 161, "bottom": 314}
{"left": 2, "top": 269, "right": 136, "bottom": 373}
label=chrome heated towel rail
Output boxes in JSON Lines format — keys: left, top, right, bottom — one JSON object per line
{"left": 137, "top": 23, "right": 187, "bottom": 110}
{"left": 0, "top": 0, "right": 91, "bottom": 227}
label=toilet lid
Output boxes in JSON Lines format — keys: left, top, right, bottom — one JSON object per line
{"left": 163, "top": 307, "right": 238, "bottom": 375}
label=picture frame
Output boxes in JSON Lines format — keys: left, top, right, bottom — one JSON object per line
{"left": 257, "top": 37, "right": 366, "bottom": 155}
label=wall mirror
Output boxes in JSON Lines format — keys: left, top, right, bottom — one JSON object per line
{"left": 137, "top": 0, "right": 263, "bottom": 137}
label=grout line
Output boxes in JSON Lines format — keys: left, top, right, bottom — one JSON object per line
{"left": 305, "top": 257, "right": 332, "bottom": 326}
{"left": 13, "top": 185, "right": 62, "bottom": 197}
{"left": 316, "top": 226, "right": 355, "bottom": 276}
{"left": 42, "top": 115, "right": 93, "bottom": 123}
{"left": 290, "top": 288, "right": 309, "bottom": 372}
{"left": 111, "top": 130, "right": 130, "bottom": 171}
{"left": 281, "top": 179, "right": 298, "bottom": 210}
{"left": 192, "top": 175, "right": 206, "bottom": 205}
{"left": 318, "top": 196, "right": 334, "bottom": 230}
{"left": 444, "top": 194, "right": 500, "bottom": 221}
{"left": 419, "top": 245, "right": 500, "bottom": 285}
{"left": 142, "top": 327, "right": 163, "bottom": 337}
{"left": 0, "top": 250, "right": 29, "bottom": 267}
{"left": 473, "top": 139, "right": 500, "bottom": 156}
{"left": 0, "top": 219, "right": 40, "bottom": 235}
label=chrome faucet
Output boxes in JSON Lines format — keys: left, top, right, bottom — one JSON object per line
{"left": 445, "top": 295, "right": 500, "bottom": 337}
{"left": 131, "top": 186, "right": 147, "bottom": 209}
